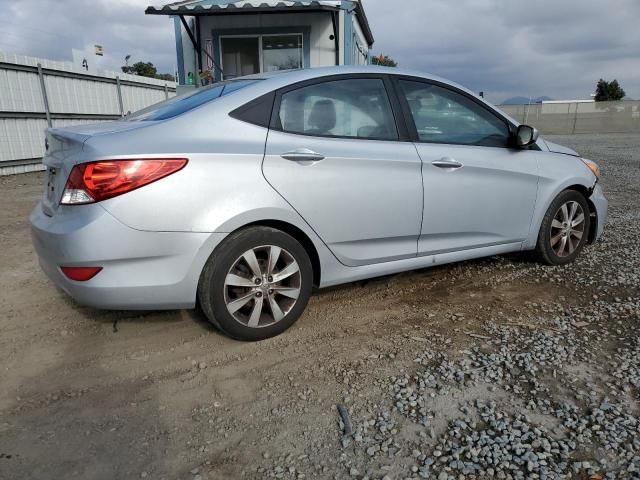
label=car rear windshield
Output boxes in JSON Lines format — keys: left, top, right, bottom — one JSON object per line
{"left": 125, "top": 79, "right": 260, "bottom": 121}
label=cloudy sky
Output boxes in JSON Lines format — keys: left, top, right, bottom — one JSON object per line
{"left": 1, "top": 0, "right": 638, "bottom": 103}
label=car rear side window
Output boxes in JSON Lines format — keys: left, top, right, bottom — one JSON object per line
{"left": 398, "top": 80, "right": 509, "bottom": 147}
{"left": 277, "top": 78, "right": 398, "bottom": 140}
{"left": 126, "top": 79, "right": 259, "bottom": 121}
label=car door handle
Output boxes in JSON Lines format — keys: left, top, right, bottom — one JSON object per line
{"left": 431, "top": 158, "right": 463, "bottom": 169}
{"left": 280, "top": 149, "right": 325, "bottom": 162}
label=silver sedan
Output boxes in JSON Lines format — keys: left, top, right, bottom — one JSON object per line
{"left": 30, "top": 66, "right": 608, "bottom": 341}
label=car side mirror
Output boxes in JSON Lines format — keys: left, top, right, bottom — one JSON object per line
{"left": 515, "top": 125, "right": 539, "bottom": 148}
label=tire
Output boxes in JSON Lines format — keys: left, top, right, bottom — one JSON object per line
{"left": 535, "top": 190, "right": 591, "bottom": 266}
{"left": 197, "top": 226, "right": 313, "bottom": 341}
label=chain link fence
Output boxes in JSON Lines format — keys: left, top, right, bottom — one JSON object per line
{"left": 498, "top": 100, "right": 640, "bottom": 135}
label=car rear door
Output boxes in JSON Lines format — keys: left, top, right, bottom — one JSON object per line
{"left": 262, "top": 75, "right": 423, "bottom": 267}
{"left": 392, "top": 77, "right": 540, "bottom": 256}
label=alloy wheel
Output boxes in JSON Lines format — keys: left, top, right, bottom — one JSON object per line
{"left": 224, "top": 245, "right": 301, "bottom": 328}
{"left": 550, "top": 201, "right": 586, "bottom": 257}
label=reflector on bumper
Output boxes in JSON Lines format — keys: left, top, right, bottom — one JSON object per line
{"left": 60, "top": 266, "right": 103, "bottom": 281}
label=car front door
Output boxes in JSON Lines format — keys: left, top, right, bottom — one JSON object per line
{"left": 262, "top": 75, "right": 423, "bottom": 267}
{"left": 394, "top": 78, "right": 540, "bottom": 256}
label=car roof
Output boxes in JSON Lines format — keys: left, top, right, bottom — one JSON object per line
{"left": 236, "top": 66, "right": 481, "bottom": 103}
{"left": 242, "top": 65, "right": 449, "bottom": 84}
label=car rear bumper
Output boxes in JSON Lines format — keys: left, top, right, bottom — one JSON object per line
{"left": 30, "top": 203, "right": 226, "bottom": 310}
{"left": 590, "top": 183, "right": 608, "bottom": 242}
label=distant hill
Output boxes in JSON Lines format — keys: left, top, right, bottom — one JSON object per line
{"left": 501, "top": 96, "right": 554, "bottom": 105}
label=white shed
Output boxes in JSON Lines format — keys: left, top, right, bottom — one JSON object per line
{"left": 146, "top": 0, "right": 375, "bottom": 86}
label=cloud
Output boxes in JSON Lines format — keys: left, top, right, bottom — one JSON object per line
{"left": 0, "top": 0, "right": 176, "bottom": 75}
{"left": 366, "top": 0, "right": 640, "bottom": 102}
{"left": 0, "top": 0, "right": 638, "bottom": 102}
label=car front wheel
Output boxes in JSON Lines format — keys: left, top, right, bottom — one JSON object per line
{"left": 535, "top": 190, "right": 591, "bottom": 265}
{"left": 198, "top": 226, "right": 313, "bottom": 341}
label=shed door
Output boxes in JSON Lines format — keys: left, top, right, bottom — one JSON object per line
{"left": 221, "top": 37, "right": 259, "bottom": 79}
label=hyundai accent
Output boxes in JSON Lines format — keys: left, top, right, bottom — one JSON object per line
{"left": 30, "top": 66, "right": 608, "bottom": 340}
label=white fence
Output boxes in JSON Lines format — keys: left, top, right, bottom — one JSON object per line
{"left": 498, "top": 100, "right": 640, "bottom": 135}
{"left": 0, "top": 52, "right": 177, "bottom": 175}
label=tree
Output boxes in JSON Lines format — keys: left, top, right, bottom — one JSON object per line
{"left": 122, "top": 61, "right": 157, "bottom": 77}
{"left": 121, "top": 61, "right": 175, "bottom": 82}
{"left": 155, "top": 72, "right": 176, "bottom": 82}
{"left": 595, "top": 79, "right": 625, "bottom": 102}
{"left": 371, "top": 54, "right": 397, "bottom": 67}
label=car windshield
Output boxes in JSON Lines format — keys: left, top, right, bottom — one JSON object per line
{"left": 125, "top": 79, "right": 260, "bottom": 121}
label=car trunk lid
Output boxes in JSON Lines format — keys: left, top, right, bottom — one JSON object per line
{"left": 41, "top": 129, "right": 89, "bottom": 216}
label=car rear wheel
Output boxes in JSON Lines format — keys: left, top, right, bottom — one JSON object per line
{"left": 198, "top": 226, "right": 313, "bottom": 341}
{"left": 535, "top": 190, "right": 591, "bottom": 265}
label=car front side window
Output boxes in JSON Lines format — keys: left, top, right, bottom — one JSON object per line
{"left": 398, "top": 80, "right": 510, "bottom": 147}
{"left": 278, "top": 78, "right": 398, "bottom": 141}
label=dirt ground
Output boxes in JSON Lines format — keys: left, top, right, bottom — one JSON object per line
{"left": 0, "top": 134, "right": 638, "bottom": 480}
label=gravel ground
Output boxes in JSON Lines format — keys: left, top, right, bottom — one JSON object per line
{"left": 0, "top": 133, "right": 638, "bottom": 480}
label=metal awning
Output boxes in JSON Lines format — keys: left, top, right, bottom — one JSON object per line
{"left": 146, "top": 1, "right": 341, "bottom": 16}
{"left": 146, "top": 0, "right": 374, "bottom": 46}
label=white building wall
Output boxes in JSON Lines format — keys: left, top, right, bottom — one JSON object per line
{"left": 306, "top": 13, "right": 337, "bottom": 67}
{"left": 177, "top": 18, "right": 198, "bottom": 83}
{"left": 338, "top": 10, "right": 345, "bottom": 65}
{"left": 352, "top": 16, "right": 369, "bottom": 65}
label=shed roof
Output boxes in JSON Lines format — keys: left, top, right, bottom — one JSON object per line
{"left": 146, "top": 0, "right": 374, "bottom": 45}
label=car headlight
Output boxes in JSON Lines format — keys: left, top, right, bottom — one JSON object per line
{"left": 581, "top": 158, "right": 601, "bottom": 179}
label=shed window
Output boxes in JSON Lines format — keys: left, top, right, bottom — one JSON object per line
{"left": 262, "top": 35, "right": 303, "bottom": 73}
{"left": 221, "top": 34, "right": 303, "bottom": 79}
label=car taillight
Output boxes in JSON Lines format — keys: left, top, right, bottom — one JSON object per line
{"left": 60, "top": 266, "right": 103, "bottom": 281}
{"left": 60, "top": 159, "right": 188, "bottom": 205}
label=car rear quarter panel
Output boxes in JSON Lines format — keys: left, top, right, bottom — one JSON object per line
{"left": 85, "top": 110, "right": 290, "bottom": 235}
{"left": 74, "top": 94, "right": 349, "bottom": 292}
